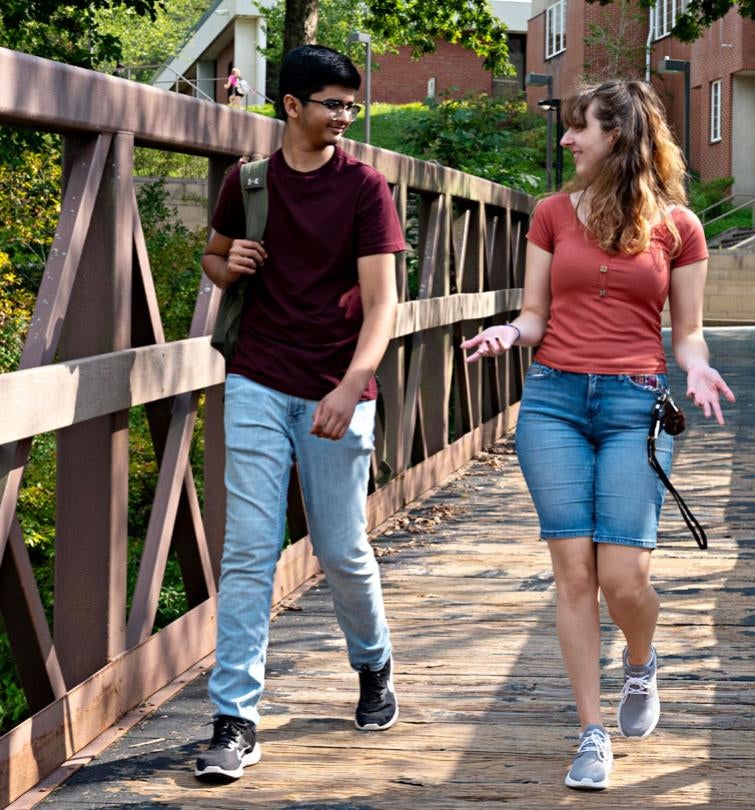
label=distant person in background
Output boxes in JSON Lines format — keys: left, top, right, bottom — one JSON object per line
{"left": 463, "top": 79, "right": 734, "bottom": 791}
{"left": 225, "top": 67, "right": 243, "bottom": 108}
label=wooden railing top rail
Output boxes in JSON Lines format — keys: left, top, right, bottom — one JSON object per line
{"left": 0, "top": 290, "right": 522, "bottom": 447}
{"left": 1, "top": 47, "right": 531, "bottom": 212}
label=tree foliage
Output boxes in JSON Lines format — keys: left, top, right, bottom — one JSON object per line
{"left": 588, "top": 0, "right": 755, "bottom": 42}
{"left": 94, "top": 0, "right": 209, "bottom": 76}
{"left": 0, "top": 142, "right": 61, "bottom": 372}
{"left": 263, "top": 0, "right": 513, "bottom": 78}
{"left": 406, "top": 95, "right": 543, "bottom": 192}
{"left": 0, "top": 1, "right": 166, "bottom": 68}
{"left": 583, "top": 0, "right": 648, "bottom": 82}
{"left": 366, "top": 0, "right": 513, "bottom": 75}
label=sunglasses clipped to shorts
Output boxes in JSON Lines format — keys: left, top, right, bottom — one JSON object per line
{"left": 648, "top": 391, "right": 707, "bottom": 550}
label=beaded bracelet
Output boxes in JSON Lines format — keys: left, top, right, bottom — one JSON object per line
{"left": 503, "top": 323, "right": 521, "bottom": 344}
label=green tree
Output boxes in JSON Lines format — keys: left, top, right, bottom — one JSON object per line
{"left": 94, "top": 0, "right": 209, "bottom": 76}
{"left": 0, "top": 1, "right": 166, "bottom": 68}
{"left": 0, "top": 146, "right": 61, "bottom": 369}
{"left": 366, "top": 0, "right": 513, "bottom": 75}
{"left": 588, "top": 0, "right": 755, "bottom": 42}
{"left": 583, "top": 0, "right": 648, "bottom": 82}
{"left": 266, "top": 0, "right": 513, "bottom": 78}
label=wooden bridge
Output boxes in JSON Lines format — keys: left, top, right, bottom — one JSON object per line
{"left": 1, "top": 47, "right": 753, "bottom": 808}
{"left": 15, "top": 328, "right": 755, "bottom": 809}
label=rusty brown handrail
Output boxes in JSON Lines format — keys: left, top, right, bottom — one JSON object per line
{"left": 0, "top": 45, "right": 533, "bottom": 804}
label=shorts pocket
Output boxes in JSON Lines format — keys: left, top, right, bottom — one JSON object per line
{"left": 622, "top": 373, "right": 667, "bottom": 393}
{"left": 526, "top": 361, "right": 557, "bottom": 380}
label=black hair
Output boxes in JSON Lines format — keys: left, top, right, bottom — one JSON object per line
{"left": 277, "top": 45, "right": 361, "bottom": 119}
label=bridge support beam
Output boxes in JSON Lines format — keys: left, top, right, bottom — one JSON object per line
{"left": 54, "top": 133, "right": 134, "bottom": 686}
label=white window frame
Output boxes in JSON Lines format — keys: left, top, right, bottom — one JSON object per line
{"left": 653, "top": 0, "right": 688, "bottom": 40}
{"left": 710, "top": 79, "right": 722, "bottom": 143}
{"left": 546, "top": 0, "right": 566, "bottom": 59}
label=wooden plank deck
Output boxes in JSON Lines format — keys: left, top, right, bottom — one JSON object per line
{"left": 29, "top": 328, "right": 755, "bottom": 808}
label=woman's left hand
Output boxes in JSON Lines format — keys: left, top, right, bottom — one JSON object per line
{"left": 686, "top": 363, "right": 736, "bottom": 424}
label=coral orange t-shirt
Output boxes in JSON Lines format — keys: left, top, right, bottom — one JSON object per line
{"left": 526, "top": 194, "right": 708, "bottom": 374}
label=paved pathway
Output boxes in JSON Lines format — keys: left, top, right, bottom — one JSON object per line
{"left": 33, "top": 328, "right": 755, "bottom": 808}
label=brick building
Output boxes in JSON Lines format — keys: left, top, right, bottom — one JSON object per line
{"left": 154, "top": 0, "right": 531, "bottom": 107}
{"left": 526, "top": 0, "right": 755, "bottom": 192}
{"left": 368, "top": 1, "right": 531, "bottom": 101}
{"left": 369, "top": 40, "right": 501, "bottom": 104}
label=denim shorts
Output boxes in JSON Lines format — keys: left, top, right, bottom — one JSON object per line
{"left": 515, "top": 362, "right": 673, "bottom": 549}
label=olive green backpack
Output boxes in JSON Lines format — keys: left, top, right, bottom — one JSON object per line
{"left": 210, "top": 158, "right": 269, "bottom": 365}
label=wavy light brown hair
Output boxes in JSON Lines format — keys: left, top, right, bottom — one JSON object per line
{"left": 562, "top": 80, "right": 687, "bottom": 255}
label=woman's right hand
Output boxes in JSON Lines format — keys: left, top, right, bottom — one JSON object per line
{"left": 461, "top": 324, "right": 519, "bottom": 364}
{"left": 225, "top": 239, "right": 267, "bottom": 284}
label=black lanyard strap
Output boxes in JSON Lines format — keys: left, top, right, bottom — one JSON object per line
{"left": 647, "top": 392, "right": 708, "bottom": 550}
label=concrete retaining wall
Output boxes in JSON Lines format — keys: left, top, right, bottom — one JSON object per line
{"left": 134, "top": 177, "right": 208, "bottom": 231}
{"left": 704, "top": 252, "right": 755, "bottom": 324}
{"left": 661, "top": 251, "right": 755, "bottom": 326}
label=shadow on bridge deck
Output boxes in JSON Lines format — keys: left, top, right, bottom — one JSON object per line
{"left": 27, "top": 328, "right": 755, "bottom": 809}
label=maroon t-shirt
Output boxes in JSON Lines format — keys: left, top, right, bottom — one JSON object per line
{"left": 211, "top": 147, "right": 405, "bottom": 400}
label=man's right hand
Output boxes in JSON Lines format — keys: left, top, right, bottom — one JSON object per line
{"left": 226, "top": 239, "right": 267, "bottom": 284}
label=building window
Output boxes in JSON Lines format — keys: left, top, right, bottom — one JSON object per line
{"left": 653, "top": 0, "right": 688, "bottom": 40}
{"left": 546, "top": 0, "right": 566, "bottom": 59}
{"left": 710, "top": 79, "right": 722, "bottom": 143}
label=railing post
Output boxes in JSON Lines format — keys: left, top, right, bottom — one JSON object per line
{"left": 464, "top": 202, "right": 487, "bottom": 429}
{"left": 377, "top": 184, "right": 408, "bottom": 478}
{"left": 203, "top": 156, "right": 232, "bottom": 582}
{"left": 420, "top": 193, "right": 453, "bottom": 454}
{"left": 54, "top": 132, "right": 133, "bottom": 685}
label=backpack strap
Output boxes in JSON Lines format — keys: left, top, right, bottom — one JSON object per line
{"left": 239, "top": 158, "right": 269, "bottom": 241}
{"left": 374, "top": 376, "right": 393, "bottom": 487}
{"left": 209, "top": 159, "right": 269, "bottom": 366}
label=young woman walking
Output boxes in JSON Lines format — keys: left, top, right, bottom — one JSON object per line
{"left": 462, "top": 79, "right": 734, "bottom": 790}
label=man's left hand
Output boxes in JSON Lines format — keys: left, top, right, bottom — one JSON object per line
{"left": 311, "top": 386, "right": 360, "bottom": 440}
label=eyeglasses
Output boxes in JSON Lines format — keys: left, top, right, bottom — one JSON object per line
{"left": 300, "top": 97, "right": 362, "bottom": 120}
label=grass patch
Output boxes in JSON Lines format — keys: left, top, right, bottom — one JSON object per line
{"left": 346, "top": 102, "right": 431, "bottom": 156}
{"left": 704, "top": 208, "right": 754, "bottom": 240}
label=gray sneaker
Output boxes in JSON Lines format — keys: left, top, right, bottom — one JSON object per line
{"left": 617, "top": 646, "right": 660, "bottom": 738}
{"left": 565, "top": 724, "right": 613, "bottom": 790}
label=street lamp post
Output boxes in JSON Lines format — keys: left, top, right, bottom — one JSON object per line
{"left": 526, "top": 72, "right": 554, "bottom": 191}
{"left": 348, "top": 31, "right": 372, "bottom": 145}
{"left": 538, "top": 97, "right": 563, "bottom": 189}
{"left": 658, "top": 57, "right": 691, "bottom": 187}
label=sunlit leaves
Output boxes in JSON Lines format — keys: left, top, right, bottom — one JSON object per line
{"left": 0, "top": 1, "right": 166, "bottom": 68}
{"left": 405, "top": 94, "right": 544, "bottom": 192}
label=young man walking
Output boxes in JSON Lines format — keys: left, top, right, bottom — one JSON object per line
{"left": 195, "top": 45, "right": 405, "bottom": 782}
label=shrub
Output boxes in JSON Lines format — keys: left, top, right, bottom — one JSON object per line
{"left": 405, "top": 93, "right": 544, "bottom": 193}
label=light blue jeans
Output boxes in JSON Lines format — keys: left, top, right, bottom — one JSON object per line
{"left": 515, "top": 362, "right": 674, "bottom": 549}
{"left": 209, "top": 374, "right": 392, "bottom": 724}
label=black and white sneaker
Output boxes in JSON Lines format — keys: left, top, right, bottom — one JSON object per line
{"left": 354, "top": 657, "right": 399, "bottom": 731}
{"left": 194, "top": 715, "right": 261, "bottom": 782}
